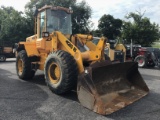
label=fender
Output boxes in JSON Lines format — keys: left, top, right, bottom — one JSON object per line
{"left": 18, "top": 42, "right": 39, "bottom": 57}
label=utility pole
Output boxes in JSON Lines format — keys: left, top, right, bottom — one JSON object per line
{"left": 130, "top": 39, "right": 133, "bottom": 58}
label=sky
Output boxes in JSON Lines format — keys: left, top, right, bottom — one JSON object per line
{"left": 0, "top": 0, "right": 160, "bottom": 29}
{"left": 0, "top": 0, "right": 29, "bottom": 12}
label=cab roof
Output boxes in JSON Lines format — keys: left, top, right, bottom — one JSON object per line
{"left": 38, "top": 5, "right": 73, "bottom": 14}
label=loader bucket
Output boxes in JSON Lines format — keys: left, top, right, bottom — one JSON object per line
{"left": 77, "top": 61, "right": 149, "bottom": 115}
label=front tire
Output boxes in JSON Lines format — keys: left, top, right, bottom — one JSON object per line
{"left": 134, "top": 55, "right": 146, "bottom": 68}
{"left": 44, "top": 50, "right": 78, "bottom": 95}
{"left": 16, "top": 50, "right": 35, "bottom": 80}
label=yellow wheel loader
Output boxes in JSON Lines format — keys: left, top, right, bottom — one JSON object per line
{"left": 93, "top": 38, "right": 126, "bottom": 62}
{"left": 16, "top": 5, "right": 149, "bottom": 115}
{"left": 105, "top": 39, "right": 126, "bottom": 62}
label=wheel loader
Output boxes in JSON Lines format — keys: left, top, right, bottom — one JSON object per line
{"left": 16, "top": 5, "right": 149, "bottom": 115}
{"left": 93, "top": 38, "right": 126, "bottom": 62}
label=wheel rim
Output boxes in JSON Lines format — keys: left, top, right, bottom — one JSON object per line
{"left": 139, "top": 59, "right": 143, "bottom": 64}
{"left": 48, "top": 62, "right": 61, "bottom": 84}
{"left": 137, "top": 57, "right": 145, "bottom": 66}
{"left": 18, "top": 59, "right": 23, "bottom": 75}
{"left": 0, "top": 56, "right": 4, "bottom": 61}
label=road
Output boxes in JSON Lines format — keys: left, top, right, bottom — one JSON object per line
{"left": 0, "top": 58, "right": 160, "bottom": 120}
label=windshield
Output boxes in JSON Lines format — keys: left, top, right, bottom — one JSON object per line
{"left": 92, "top": 37, "right": 100, "bottom": 45}
{"left": 46, "top": 9, "right": 72, "bottom": 34}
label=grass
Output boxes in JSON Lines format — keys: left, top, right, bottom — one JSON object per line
{"left": 152, "top": 41, "right": 160, "bottom": 48}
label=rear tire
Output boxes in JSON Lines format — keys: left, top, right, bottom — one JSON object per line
{"left": 146, "top": 63, "right": 155, "bottom": 68}
{"left": 134, "top": 55, "right": 146, "bottom": 68}
{"left": 16, "top": 50, "right": 35, "bottom": 80}
{"left": 44, "top": 50, "right": 78, "bottom": 95}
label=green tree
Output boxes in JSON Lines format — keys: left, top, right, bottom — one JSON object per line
{"left": 71, "top": 1, "right": 92, "bottom": 34}
{"left": 122, "top": 12, "right": 160, "bottom": 46}
{"left": 24, "top": 0, "right": 92, "bottom": 34}
{"left": 0, "top": 6, "right": 31, "bottom": 46}
{"left": 91, "top": 29, "right": 101, "bottom": 37}
{"left": 98, "top": 14, "right": 122, "bottom": 39}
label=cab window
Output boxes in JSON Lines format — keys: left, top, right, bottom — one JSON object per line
{"left": 40, "top": 11, "right": 45, "bottom": 38}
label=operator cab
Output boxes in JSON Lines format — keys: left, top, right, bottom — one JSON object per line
{"left": 36, "top": 5, "right": 73, "bottom": 38}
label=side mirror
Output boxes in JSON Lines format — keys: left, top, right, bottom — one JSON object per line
{"left": 34, "top": 9, "right": 38, "bottom": 17}
{"left": 32, "top": 5, "right": 38, "bottom": 17}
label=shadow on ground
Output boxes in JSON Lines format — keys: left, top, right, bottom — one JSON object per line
{"left": 27, "top": 71, "right": 79, "bottom": 102}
